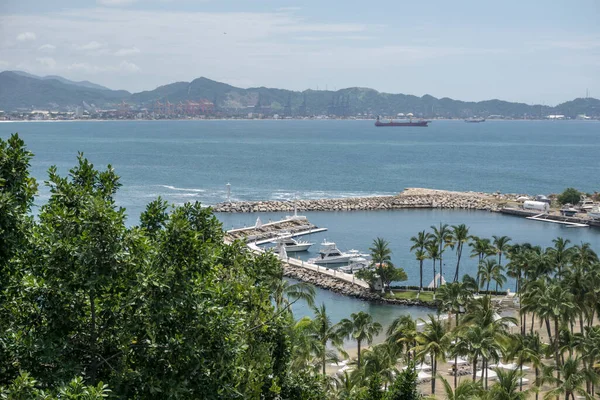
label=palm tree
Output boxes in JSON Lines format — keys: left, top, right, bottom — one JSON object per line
{"left": 369, "top": 237, "right": 392, "bottom": 294}
{"left": 426, "top": 241, "right": 441, "bottom": 291}
{"left": 470, "top": 236, "right": 494, "bottom": 264}
{"left": 451, "top": 224, "right": 470, "bottom": 282}
{"left": 478, "top": 258, "right": 498, "bottom": 292}
{"left": 547, "top": 237, "right": 573, "bottom": 277}
{"left": 544, "top": 356, "right": 591, "bottom": 400}
{"left": 386, "top": 315, "right": 417, "bottom": 362}
{"left": 360, "top": 342, "right": 401, "bottom": 389}
{"left": 415, "top": 314, "right": 449, "bottom": 395}
{"left": 492, "top": 235, "right": 512, "bottom": 267}
{"left": 492, "top": 263, "right": 507, "bottom": 293}
{"left": 309, "top": 304, "right": 346, "bottom": 375}
{"left": 338, "top": 311, "right": 382, "bottom": 369}
{"left": 271, "top": 279, "right": 315, "bottom": 312}
{"left": 507, "top": 333, "right": 541, "bottom": 392}
{"left": 437, "top": 281, "right": 472, "bottom": 329}
{"left": 523, "top": 332, "right": 548, "bottom": 400}
{"left": 431, "top": 223, "right": 452, "bottom": 286}
{"left": 488, "top": 367, "right": 530, "bottom": 400}
{"left": 537, "top": 284, "right": 575, "bottom": 370}
{"left": 411, "top": 230, "right": 433, "bottom": 292}
{"left": 439, "top": 375, "right": 484, "bottom": 400}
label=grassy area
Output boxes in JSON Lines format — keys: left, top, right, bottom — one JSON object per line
{"left": 385, "top": 290, "right": 435, "bottom": 302}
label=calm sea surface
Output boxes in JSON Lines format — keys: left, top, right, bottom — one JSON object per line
{"left": 2, "top": 119, "right": 599, "bottom": 327}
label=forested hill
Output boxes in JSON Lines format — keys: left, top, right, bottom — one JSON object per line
{"left": 2, "top": 70, "right": 600, "bottom": 118}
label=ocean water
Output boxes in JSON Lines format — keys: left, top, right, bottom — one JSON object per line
{"left": 2, "top": 119, "right": 599, "bottom": 327}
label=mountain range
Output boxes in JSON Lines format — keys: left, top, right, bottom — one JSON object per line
{"left": 1, "top": 70, "right": 599, "bottom": 118}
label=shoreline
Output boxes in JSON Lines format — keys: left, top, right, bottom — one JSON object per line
{"left": 284, "top": 262, "right": 438, "bottom": 309}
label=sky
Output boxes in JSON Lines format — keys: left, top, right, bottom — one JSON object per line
{"left": 0, "top": 0, "right": 599, "bottom": 105}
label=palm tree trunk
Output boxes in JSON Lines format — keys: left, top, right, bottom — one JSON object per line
{"left": 454, "top": 245, "right": 462, "bottom": 282}
{"left": 535, "top": 367, "right": 539, "bottom": 400}
{"left": 431, "top": 357, "right": 437, "bottom": 395}
{"left": 546, "top": 318, "right": 553, "bottom": 344}
{"left": 454, "top": 353, "right": 458, "bottom": 389}
{"left": 439, "top": 256, "right": 443, "bottom": 286}
{"left": 419, "top": 260, "right": 423, "bottom": 293}
{"left": 357, "top": 339, "right": 362, "bottom": 370}
{"left": 486, "top": 280, "right": 490, "bottom": 293}
{"left": 472, "top": 356, "right": 478, "bottom": 381}
{"left": 433, "top": 259, "right": 437, "bottom": 291}
{"left": 520, "top": 363, "right": 523, "bottom": 391}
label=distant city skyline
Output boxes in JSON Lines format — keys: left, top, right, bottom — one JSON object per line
{"left": 0, "top": 0, "right": 598, "bottom": 105}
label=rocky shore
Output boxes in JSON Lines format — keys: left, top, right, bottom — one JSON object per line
{"left": 213, "top": 188, "right": 520, "bottom": 213}
{"left": 284, "top": 263, "right": 437, "bottom": 308}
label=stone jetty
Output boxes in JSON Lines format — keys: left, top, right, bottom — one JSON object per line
{"left": 213, "top": 188, "right": 518, "bottom": 213}
{"left": 284, "top": 263, "right": 437, "bottom": 308}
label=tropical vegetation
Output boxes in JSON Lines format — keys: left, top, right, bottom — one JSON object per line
{"left": 2, "top": 133, "right": 600, "bottom": 399}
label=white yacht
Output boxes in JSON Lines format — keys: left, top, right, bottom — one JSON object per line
{"left": 339, "top": 256, "right": 370, "bottom": 274}
{"left": 580, "top": 198, "right": 596, "bottom": 212}
{"left": 588, "top": 206, "right": 600, "bottom": 220}
{"left": 272, "top": 234, "right": 313, "bottom": 252}
{"left": 310, "top": 240, "right": 369, "bottom": 265}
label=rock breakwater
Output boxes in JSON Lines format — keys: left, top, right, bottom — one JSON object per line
{"left": 213, "top": 188, "right": 513, "bottom": 213}
{"left": 284, "top": 263, "right": 437, "bottom": 308}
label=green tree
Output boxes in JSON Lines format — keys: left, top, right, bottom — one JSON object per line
{"left": 385, "top": 362, "right": 421, "bottom": 400}
{"left": 557, "top": 188, "right": 581, "bottom": 205}
{"left": 415, "top": 314, "right": 448, "bottom": 395}
{"left": 450, "top": 224, "right": 470, "bottom": 282}
{"left": 487, "top": 368, "right": 530, "bottom": 400}
{"left": 426, "top": 241, "right": 440, "bottom": 292}
{"left": 430, "top": 223, "right": 452, "bottom": 287}
{"left": 438, "top": 375, "right": 484, "bottom": 400}
{"left": 339, "top": 311, "right": 382, "bottom": 370}
{"left": 410, "top": 231, "right": 433, "bottom": 293}
{"left": 369, "top": 238, "right": 392, "bottom": 294}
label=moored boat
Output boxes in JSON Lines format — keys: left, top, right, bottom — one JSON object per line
{"left": 271, "top": 234, "right": 313, "bottom": 252}
{"left": 560, "top": 204, "right": 578, "bottom": 217}
{"left": 588, "top": 206, "right": 600, "bottom": 220}
{"left": 310, "top": 240, "right": 369, "bottom": 265}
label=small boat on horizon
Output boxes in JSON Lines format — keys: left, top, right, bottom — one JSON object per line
{"left": 465, "top": 117, "right": 486, "bottom": 123}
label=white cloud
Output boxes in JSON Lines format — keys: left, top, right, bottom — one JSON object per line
{"left": 97, "top": 0, "right": 137, "bottom": 6}
{"left": 119, "top": 60, "right": 140, "bottom": 72}
{"left": 77, "top": 41, "right": 105, "bottom": 51}
{"left": 114, "top": 46, "right": 140, "bottom": 56}
{"left": 36, "top": 57, "right": 57, "bottom": 68}
{"left": 38, "top": 44, "right": 56, "bottom": 52}
{"left": 16, "top": 32, "right": 36, "bottom": 41}
{"left": 67, "top": 61, "right": 140, "bottom": 73}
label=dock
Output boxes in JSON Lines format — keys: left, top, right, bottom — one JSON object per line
{"left": 227, "top": 217, "right": 369, "bottom": 289}
{"left": 500, "top": 208, "right": 600, "bottom": 228}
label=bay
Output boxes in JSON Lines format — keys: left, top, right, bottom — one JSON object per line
{"left": 2, "top": 119, "right": 599, "bottom": 328}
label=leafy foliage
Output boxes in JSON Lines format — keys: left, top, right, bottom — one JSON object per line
{"left": 557, "top": 187, "right": 582, "bottom": 205}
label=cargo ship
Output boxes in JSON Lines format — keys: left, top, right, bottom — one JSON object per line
{"left": 374, "top": 117, "right": 429, "bottom": 127}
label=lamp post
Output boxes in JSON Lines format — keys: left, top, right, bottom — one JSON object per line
{"left": 226, "top": 183, "right": 231, "bottom": 203}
